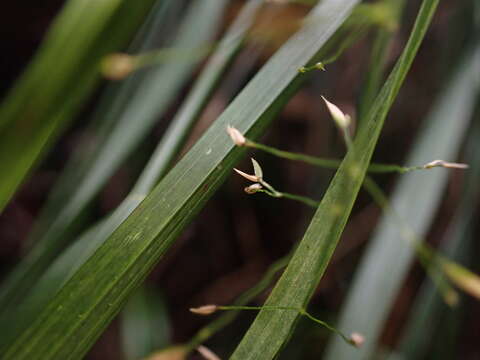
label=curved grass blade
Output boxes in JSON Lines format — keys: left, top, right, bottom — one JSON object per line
{"left": 0, "top": 0, "right": 228, "bottom": 314}
{"left": 230, "top": 1, "right": 439, "bottom": 359}
{"left": 0, "top": 0, "right": 264, "bottom": 347}
{"left": 395, "top": 119, "right": 480, "bottom": 359}
{"left": 0, "top": 1, "right": 360, "bottom": 359}
{"left": 324, "top": 45, "right": 480, "bottom": 360}
{"left": 0, "top": 0, "right": 157, "bottom": 212}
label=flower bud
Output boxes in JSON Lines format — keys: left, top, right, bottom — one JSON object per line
{"left": 315, "top": 62, "right": 326, "bottom": 71}
{"left": 322, "top": 96, "right": 351, "bottom": 130}
{"left": 197, "top": 345, "right": 221, "bottom": 360}
{"left": 101, "top": 53, "right": 135, "bottom": 80}
{"left": 189, "top": 305, "right": 218, "bottom": 315}
{"left": 234, "top": 168, "right": 260, "bottom": 182}
{"left": 423, "top": 160, "right": 469, "bottom": 169}
{"left": 245, "top": 183, "right": 263, "bottom": 194}
{"left": 226, "top": 125, "right": 246, "bottom": 146}
{"left": 349, "top": 332, "right": 365, "bottom": 347}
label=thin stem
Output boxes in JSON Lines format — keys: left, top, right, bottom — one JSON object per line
{"left": 215, "top": 305, "right": 355, "bottom": 346}
{"left": 246, "top": 140, "right": 422, "bottom": 174}
{"left": 187, "top": 255, "right": 292, "bottom": 349}
{"left": 248, "top": 141, "right": 340, "bottom": 169}
{"left": 256, "top": 187, "right": 319, "bottom": 208}
{"left": 279, "top": 192, "right": 319, "bottom": 208}
{"left": 248, "top": 138, "right": 459, "bottom": 305}
{"left": 322, "top": 25, "right": 370, "bottom": 66}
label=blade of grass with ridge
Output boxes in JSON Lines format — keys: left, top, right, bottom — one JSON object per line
{"left": 324, "top": 44, "right": 480, "bottom": 360}
{"left": 230, "top": 1, "right": 439, "bottom": 359}
{"left": 0, "top": 0, "right": 157, "bottom": 212}
{"left": 27, "top": 0, "right": 182, "bottom": 241}
{"left": 0, "top": 0, "right": 264, "bottom": 347}
{"left": 0, "top": 1, "right": 361, "bottom": 359}
{"left": 393, "top": 102, "right": 480, "bottom": 360}
{"left": 0, "top": 0, "right": 229, "bottom": 314}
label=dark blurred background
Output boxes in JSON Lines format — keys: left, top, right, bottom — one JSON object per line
{"left": 1, "top": 1, "right": 478, "bottom": 359}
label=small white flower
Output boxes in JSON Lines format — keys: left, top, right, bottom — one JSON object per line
{"left": 190, "top": 305, "right": 218, "bottom": 315}
{"left": 234, "top": 168, "right": 260, "bottom": 182}
{"left": 423, "top": 160, "right": 469, "bottom": 170}
{"left": 226, "top": 125, "right": 246, "bottom": 146}
{"left": 349, "top": 332, "right": 365, "bottom": 347}
{"left": 321, "top": 96, "right": 351, "bottom": 130}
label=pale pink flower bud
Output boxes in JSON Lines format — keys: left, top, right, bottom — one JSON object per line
{"left": 226, "top": 125, "right": 246, "bottom": 146}
{"left": 349, "top": 332, "right": 365, "bottom": 347}
{"left": 245, "top": 183, "right": 263, "bottom": 194}
{"left": 322, "top": 96, "right": 351, "bottom": 130}
{"left": 233, "top": 168, "right": 260, "bottom": 182}
{"left": 423, "top": 160, "right": 469, "bottom": 169}
{"left": 197, "top": 345, "right": 221, "bottom": 360}
{"left": 189, "top": 305, "right": 218, "bottom": 315}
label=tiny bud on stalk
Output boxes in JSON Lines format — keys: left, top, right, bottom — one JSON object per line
{"left": 321, "top": 96, "right": 351, "bottom": 130}
{"left": 245, "top": 183, "right": 263, "bottom": 194}
{"left": 101, "top": 53, "right": 135, "bottom": 80}
{"left": 190, "top": 305, "right": 218, "bottom": 315}
{"left": 349, "top": 332, "right": 365, "bottom": 347}
{"left": 423, "top": 160, "right": 469, "bottom": 170}
{"left": 226, "top": 125, "right": 246, "bottom": 146}
{"left": 315, "top": 62, "right": 326, "bottom": 71}
{"left": 197, "top": 345, "right": 221, "bottom": 360}
{"left": 233, "top": 168, "right": 260, "bottom": 182}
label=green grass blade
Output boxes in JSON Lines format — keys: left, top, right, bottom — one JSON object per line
{"left": 0, "top": 0, "right": 228, "bottom": 314}
{"left": 0, "top": 0, "right": 157, "bottom": 212}
{"left": 132, "top": 0, "right": 263, "bottom": 195}
{"left": 0, "top": 1, "right": 360, "bottom": 358}
{"left": 0, "top": 0, "right": 263, "bottom": 346}
{"left": 28, "top": 0, "right": 182, "bottom": 241}
{"left": 324, "top": 45, "right": 480, "bottom": 360}
{"left": 230, "top": 1, "right": 439, "bottom": 359}
{"left": 394, "top": 108, "right": 480, "bottom": 360}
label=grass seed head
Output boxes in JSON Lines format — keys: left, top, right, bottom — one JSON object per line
{"left": 190, "top": 305, "right": 218, "bottom": 315}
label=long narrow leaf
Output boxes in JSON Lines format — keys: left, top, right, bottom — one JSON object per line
{"left": 230, "top": 1, "right": 439, "bottom": 359}
{"left": 0, "top": 0, "right": 157, "bottom": 212}
{"left": 0, "top": 0, "right": 264, "bottom": 348}
{"left": 1, "top": 1, "right": 360, "bottom": 359}
{"left": 0, "top": 0, "right": 228, "bottom": 313}
{"left": 28, "top": 0, "right": 182, "bottom": 242}
{"left": 324, "top": 45, "right": 479, "bottom": 360}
